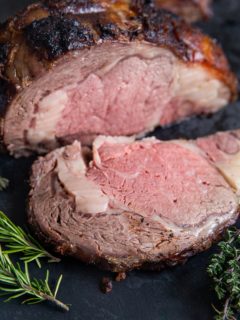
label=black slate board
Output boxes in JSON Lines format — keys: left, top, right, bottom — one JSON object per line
{"left": 0, "top": 1, "right": 240, "bottom": 319}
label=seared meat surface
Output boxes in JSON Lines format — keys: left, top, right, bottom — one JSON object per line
{"left": 29, "top": 131, "right": 240, "bottom": 272}
{"left": 153, "top": 0, "right": 212, "bottom": 22}
{"left": 0, "top": 0, "right": 236, "bottom": 157}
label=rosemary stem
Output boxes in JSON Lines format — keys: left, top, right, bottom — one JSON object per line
{"left": 223, "top": 297, "right": 230, "bottom": 320}
{"left": 46, "top": 253, "right": 61, "bottom": 264}
{"left": 23, "top": 285, "right": 69, "bottom": 312}
{"left": 41, "top": 293, "right": 69, "bottom": 312}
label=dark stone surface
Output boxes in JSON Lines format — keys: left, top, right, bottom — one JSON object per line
{"left": 0, "top": 0, "right": 239, "bottom": 319}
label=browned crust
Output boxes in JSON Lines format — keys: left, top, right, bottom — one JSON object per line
{"left": 152, "top": 0, "right": 212, "bottom": 23}
{"left": 26, "top": 221, "right": 219, "bottom": 273}
{"left": 0, "top": 0, "right": 237, "bottom": 124}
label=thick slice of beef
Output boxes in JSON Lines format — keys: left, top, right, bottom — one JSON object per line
{"left": 29, "top": 131, "right": 240, "bottom": 272}
{"left": 0, "top": 1, "right": 237, "bottom": 157}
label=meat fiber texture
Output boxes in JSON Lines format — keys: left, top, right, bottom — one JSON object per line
{"left": 29, "top": 130, "right": 240, "bottom": 272}
{"left": 0, "top": 0, "right": 237, "bottom": 157}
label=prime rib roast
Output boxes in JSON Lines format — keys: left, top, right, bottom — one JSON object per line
{"left": 0, "top": 0, "right": 236, "bottom": 157}
{"left": 29, "top": 130, "right": 240, "bottom": 272}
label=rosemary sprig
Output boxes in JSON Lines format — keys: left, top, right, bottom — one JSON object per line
{"left": 0, "top": 211, "right": 60, "bottom": 267}
{"left": 0, "top": 246, "right": 69, "bottom": 311}
{"left": 208, "top": 228, "right": 240, "bottom": 320}
{"left": 0, "top": 177, "right": 9, "bottom": 191}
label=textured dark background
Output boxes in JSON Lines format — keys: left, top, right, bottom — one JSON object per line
{"left": 0, "top": 1, "right": 240, "bottom": 319}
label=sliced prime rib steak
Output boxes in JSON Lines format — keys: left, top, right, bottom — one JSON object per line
{"left": 0, "top": 0, "right": 237, "bottom": 157}
{"left": 29, "top": 130, "right": 240, "bottom": 272}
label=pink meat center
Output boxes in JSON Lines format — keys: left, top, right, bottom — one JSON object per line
{"left": 87, "top": 142, "right": 235, "bottom": 227}
{"left": 56, "top": 55, "right": 173, "bottom": 139}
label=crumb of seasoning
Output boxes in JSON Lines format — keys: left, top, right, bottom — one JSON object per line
{"left": 115, "top": 272, "right": 127, "bottom": 282}
{"left": 100, "top": 277, "right": 113, "bottom": 294}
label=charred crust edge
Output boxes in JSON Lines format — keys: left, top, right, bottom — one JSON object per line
{"left": 0, "top": 43, "right": 9, "bottom": 65}
{"left": 24, "top": 16, "right": 95, "bottom": 60}
{"left": 0, "top": 78, "right": 15, "bottom": 117}
{"left": 142, "top": 9, "right": 190, "bottom": 60}
{"left": 1, "top": 1, "right": 237, "bottom": 86}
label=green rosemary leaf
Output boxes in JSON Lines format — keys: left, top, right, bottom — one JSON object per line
{"left": 4, "top": 291, "right": 26, "bottom": 302}
{"left": 0, "top": 247, "right": 69, "bottom": 311}
{"left": 0, "top": 211, "right": 60, "bottom": 265}
{"left": 208, "top": 227, "right": 240, "bottom": 320}
{"left": 54, "top": 275, "right": 63, "bottom": 298}
{"left": 22, "top": 298, "right": 43, "bottom": 305}
{"left": 0, "top": 177, "right": 9, "bottom": 191}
